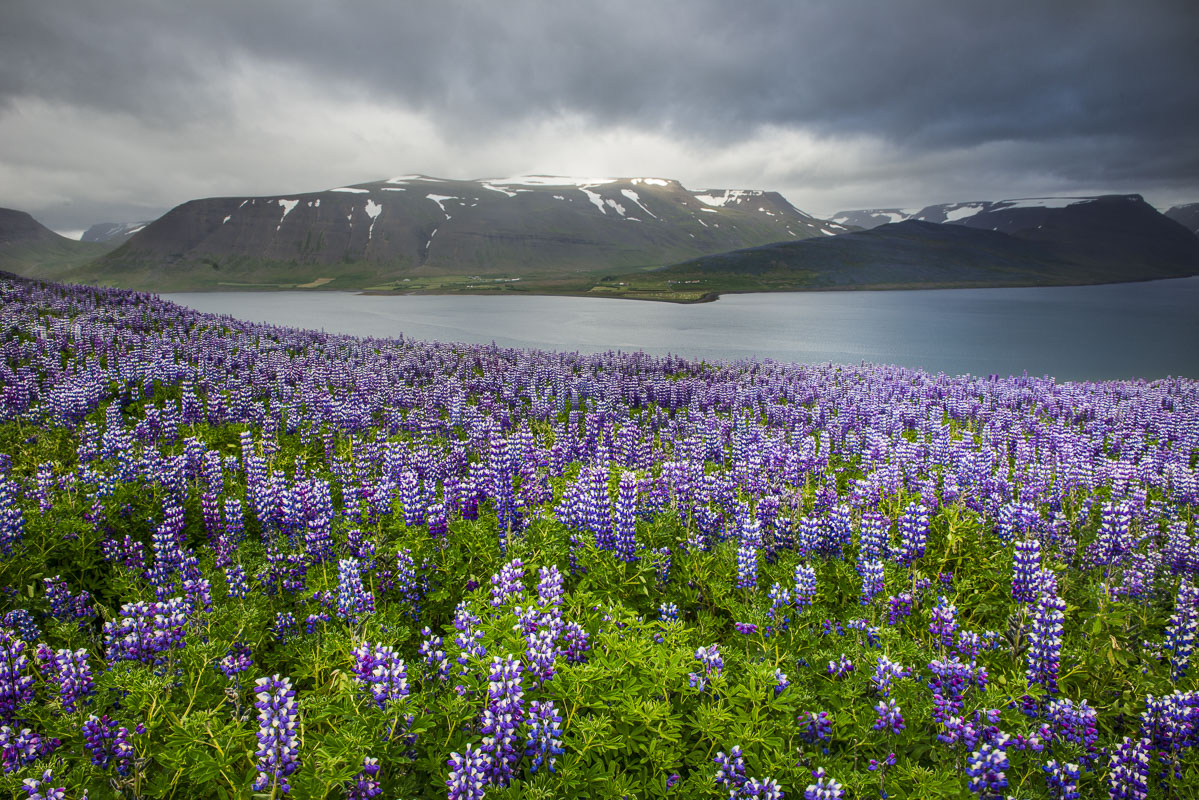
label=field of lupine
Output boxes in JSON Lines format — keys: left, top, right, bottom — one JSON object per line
{"left": 0, "top": 277, "right": 1197, "bottom": 799}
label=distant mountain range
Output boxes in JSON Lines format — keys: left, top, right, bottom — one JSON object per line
{"left": 602, "top": 195, "right": 1199, "bottom": 300}
{"left": 2, "top": 179, "right": 1197, "bottom": 301}
{"left": 81, "top": 220, "right": 153, "bottom": 245}
{"left": 1166, "top": 203, "right": 1199, "bottom": 236}
{"left": 53, "top": 175, "right": 848, "bottom": 291}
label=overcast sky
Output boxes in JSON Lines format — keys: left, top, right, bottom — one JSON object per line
{"left": 2, "top": 0, "right": 1196, "bottom": 236}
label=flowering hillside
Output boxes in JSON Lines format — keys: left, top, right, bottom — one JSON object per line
{"left": 0, "top": 276, "right": 1197, "bottom": 799}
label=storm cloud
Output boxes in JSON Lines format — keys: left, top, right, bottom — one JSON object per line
{"left": 2, "top": 0, "right": 1196, "bottom": 233}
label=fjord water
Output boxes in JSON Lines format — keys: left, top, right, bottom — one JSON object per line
{"left": 164, "top": 277, "right": 1199, "bottom": 380}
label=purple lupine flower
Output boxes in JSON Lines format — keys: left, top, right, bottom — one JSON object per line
{"left": 804, "top": 767, "right": 843, "bottom": 799}
{"left": 1026, "top": 582, "right": 1066, "bottom": 695}
{"left": 734, "top": 622, "right": 759, "bottom": 635}
{"left": 350, "top": 643, "right": 410, "bottom": 710}
{"left": 689, "top": 644, "right": 723, "bottom": 692}
{"left": 1164, "top": 580, "right": 1199, "bottom": 682}
{"left": 2, "top": 611, "right": 38, "bottom": 643}
{"left": 446, "top": 742, "right": 489, "bottom": 800}
{"left": 654, "top": 546, "right": 671, "bottom": 583}
{"left": 490, "top": 559, "right": 525, "bottom": 607}
{"left": 966, "top": 741, "right": 1009, "bottom": 799}
{"left": 419, "top": 627, "right": 450, "bottom": 684}
{"left": 1106, "top": 736, "right": 1150, "bottom": 800}
{"left": 525, "top": 627, "right": 558, "bottom": 686}
{"left": 1012, "top": 537, "right": 1042, "bottom": 603}
{"left": 858, "top": 512, "right": 890, "bottom": 562}
{"left": 928, "top": 655, "right": 974, "bottom": 723}
{"left": 613, "top": 471, "right": 639, "bottom": 562}
{"left": 766, "top": 582, "right": 791, "bottom": 636}
{"left": 659, "top": 602, "right": 680, "bottom": 622}
{"left": 224, "top": 564, "right": 250, "bottom": 599}
{"left": 896, "top": 501, "right": 928, "bottom": 566}
{"left": 252, "top": 675, "right": 300, "bottom": 795}
{"left": 798, "top": 710, "right": 833, "bottom": 745}
{"left": 271, "top": 612, "right": 297, "bottom": 642}
{"left": 19, "top": 768, "right": 65, "bottom": 800}
{"left": 873, "top": 699, "right": 906, "bottom": 734}
{"left": 929, "top": 595, "right": 958, "bottom": 652}
{"left": 0, "top": 469, "right": 25, "bottom": 554}
{"left": 743, "top": 776, "right": 784, "bottom": 799}
{"left": 102, "top": 597, "right": 189, "bottom": 665}
{"left": 1046, "top": 697, "right": 1099, "bottom": 752}
{"left": 345, "top": 756, "right": 381, "bottom": 800}
{"left": 774, "top": 668, "right": 790, "bottom": 696}
{"left": 480, "top": 654, "right": 524, "bottom": 786}
{"left": 858, "top": 559, "right": 885, "bottom": 606}
{"left": 217, "top": 643, "right": 253, "bottom": 678}
{"left": 827, "top": 654, "right": 854, "bottom": 678}
{"left": 714, "top": 745, "right": 746, "bottom": 790}
{"left": 871, "top": 655, "right": 910, "bottom": 697}
{"left": 394, "top": 548, "right": 423, "bottom": 617}
{"left": 737, "top": 512, "right": 761, "bottom": 591}
{"left": 0, "top": 725, "right": 59, "bottom": 774}
{"left": 1043, "top": 759, "right": 1081, "bottom": 800}
{"left": 524, "top": 699, "right": 564, "bottom": 774}
{"left": 887, "top": 592, "right": 913, "bottom": 624}
{"left": 453, "top": 603, "right": 486, "bottom": 678}
{"left": 794, "top": 564, "right": 817, "bottom": 608}
{"left": 336, "top": 557, "right": 374, "bottom": 622}
{"left": 44, "top": 648, "right": 93, "bottom": 713}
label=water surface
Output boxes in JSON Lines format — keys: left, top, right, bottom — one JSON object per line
{"left": 164, "top": 278, "right": 1199, "bottom": 380}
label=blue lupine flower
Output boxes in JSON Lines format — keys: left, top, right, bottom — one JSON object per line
{"left": 251, "top": 675, "right": 300, "bottom": 795}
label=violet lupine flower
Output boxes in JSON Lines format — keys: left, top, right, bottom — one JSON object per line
{"left": 614, "top": 471, "right": 639, "bottom": 563}
{"left": 896, "top": 502, "right": 928, "bottom": 566}
{"left": 81, "top": 714, "right": 143, "bottom": 775}
{"left": 735, "top": 622, "right": 759, "bottom": 635}
{"left": 524, "top": 699, "right": 564, "bottom": 774}
{"left": 490, "top": 559, "right": 525, "bottom": 607}
{"left": 346, "top": 756, "right": 381, "bottom": 800}
{"left": 872, "top": 656, "right": 910, "bottom": 698}
{"left": 525, "top": 627, "right": 558, "bottom": 686}
{"left": 765, "top": 582, "right": 791, "bottom": 636}
{"left": 1012, "top": 538, "right": 1042, "bottom": 603}
{"left": 794, "top": 564, "right": 817, "bottom": 608}
{"left": 0, "top": 725, "right": 59, "bottom": 773}
{"left": 20, "top": 768, "right": 65, "bottom": 800}
{"left": 714, "top": 745, "right": 746, "bottom": 791}
{"left": 827, "top": 654, "right": 854, "bottom": 679}
{"left": 737, "top": 535, "right": 760, "bottom": 591}
{"left": 654, "top": 546, "right": 671, "bottom": 583}
{"left": 350, "top": 643, "right": 409, "bottom": 710}
{"left": 1106, "top": 736, "right": 1150, "bottom": 800}
{"left": 774, "top": 668, "right": 790, "bottom": 696}
{"left": 2, "top": 611, "right": 38, "bottom": 644}
{"left": 928, "top": 655, "right": 974, "bottom": 723}
{"left": 1043, "top": 759, "right": 1081, "bottom": 800}
{"left": 336, "top": 558, "right": 375, "bottom": 622}
{"left": 43, "top": 576, "right": 92, "bottom": 622}
{"left": 659, "top": 602, "right": 680, "bottom": 622}
{"left": 481, "top": 654, "right": 524, "bottom": 786}
{"left": 743, "top": 776, "right": 784, "bottom": 799}
{"left": 0, "top": 469, "right": 25, "bottom": 555}
{"left": 103, "top": 597, "right": 189, "bottom": 665}
{"left": 1026, "top": 583, "right": 1066, "bottom": 695}
{"left": 1164, "top": 580, "right": 1199, "bottom": 682}
{"left": 446, "top": 742, "right": 489, "bottom": 800}
{"left": 419, "top": 627, "right": 450, "bottom": 684}
{"left": 252, "top": 675, "right": 301, "bottom": 795}
{"left": 1046, "top": 698, "right": 1099, "bottom": 754}
{"left": 966, "top": 742, "right": 1009, "bottom": 799}
{"left": 225, "top": 564, "right": 250, "bottom": 599}
{"left": 887, "top": 592, "right": 913, "bottom": 624}
{"left": 858, "top": 559, "right": 885, "bottom": 606}
{"left": 872, "top": 699, "right": 906, "bottom": 735}
{"left": 453, "top": 603, "right": 486, "bottom": 677}
{"left": 217, "top": 643, "right": 253, "bottom": 678}
{"left": 798, "top": 710, "right": 833, "bottom": 746}
{"left": 0, "top": 628, "right": 32, "bottom": 724}
{"left": 803, "top": 767, "right": 844, "bottom": 800}
{"left": 689, "top": 644, "right": 723, "bottom": 692}
{"left": 929, "top": 595, "right": 958, "bottom": 652}
{"left": 858, "top": 512, "right": 890, "bottom": 562}
{"left": 45, "top": 648, "right": 93, "bottom": 712}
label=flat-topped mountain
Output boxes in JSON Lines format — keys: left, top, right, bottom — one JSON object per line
{"left": 81, "top": 220, "right": 153, "bottom": 245}
{"left": 73, "top": 175, "right": 849, "bottom": 291}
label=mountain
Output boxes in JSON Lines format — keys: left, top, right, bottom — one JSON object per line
{"left": 72, "top": 175, "right": 850, "bottom": 291}
{"left": 0, "top": 208, "right": 115, "bottom": 279}
{"left": 596, "top": 196, "right": 1199, "bottom": 301}
{"left": 81, "top": 220, "right": 153, "bottom": 244}
{"left": 829, "top": 208, "right": 919, "bottom": 229}
{"left": 834, "top": 195, "right": 1146, "bottom": 229}
{"left": 1165, "top": 203, "right": 1199, "bottom": 236}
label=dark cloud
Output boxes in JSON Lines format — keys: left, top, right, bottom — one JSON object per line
{"left": 1, "top": 0, "right": 1196, "bottom": 230}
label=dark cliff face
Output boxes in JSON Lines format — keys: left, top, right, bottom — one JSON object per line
{"left": 94, "top": 176, "right": 848, "bottom": 285}
{"left": 0, "top": 207, "right": 63, "bottom": 245}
